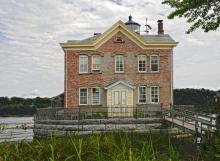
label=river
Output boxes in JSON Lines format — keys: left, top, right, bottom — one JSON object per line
{"left": 0, "top": 117, "right": 34, "bottom": 143}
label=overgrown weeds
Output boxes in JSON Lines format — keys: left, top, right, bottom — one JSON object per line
{"left": 0, "top": 132, "right": 198, "bottom": 161}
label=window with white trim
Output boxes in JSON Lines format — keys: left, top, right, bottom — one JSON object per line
{"left": 151, "top": 55, "right": 159, "bottom": 72}
{"left": 151, "top": 86, "right": 159, "bottom": 103}
{"left": 79, "top": 56, "right": 88, "bottom": 73}
{"left": 80, "top": 88, "right": 87, "bottom": 105}
{"left": 92, "top": 55, "right": 100, "bottom": 72}
{"left": 138, "top": 55, "right": 146, "bottom": 72}
{"left": 92, "top": 88, "right": 100, "bottom": 104}
{"left": 139, "top": 87, "right": 146, "bottom": 103}
{"left": 115, "top": 56, "right": 124, "bottom": 72}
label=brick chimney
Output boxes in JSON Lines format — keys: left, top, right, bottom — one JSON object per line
{"left": 157, "top": 20, "right": 164, "bottom": 35}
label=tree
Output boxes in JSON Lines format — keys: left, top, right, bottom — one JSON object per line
{"left": 212, "top": 99, "right": 220, "bottom": 130}
{"left": 173, "top": 88, "right": 215, "bottom": 110}
{"left": 162, "top": 0, "right": 220, "bottom": 33}
{"left": 0, "top": 97, "right": 9, "bottom": 106}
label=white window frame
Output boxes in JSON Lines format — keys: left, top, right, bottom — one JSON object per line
{"left": 138, "top": 86, "right": 146, "bottom": 104}
{"left": 92, "top": 55, "right": 100, "bottom": 72}
{"left": 92, "top": 87, "right": 100, "bottom": 105}
{"left": 79, "top": 88, "right": 88, "bottom": 105}
{"left": 138, "top": 55, "right": 146, "bottom": 72}
{"left": 150, "top": 55, "right": 159, "bottom": 72}
{"left": 115, "top": 55, "right": 124, "bottom": 72}
{"left": 151, "top": 86, "right": 159, "bottom": 103}
{"left": 79, "top": 55, "right": 88, "bottom": 73}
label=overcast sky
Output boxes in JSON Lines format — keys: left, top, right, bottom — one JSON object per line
{"left": 0, "top": 0, "right": 219, "bottom": 98}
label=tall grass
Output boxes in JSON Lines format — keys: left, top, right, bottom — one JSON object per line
{"left": 0, "top": 132, "right": 198, "bottom": 161}
{"left": 0, "top": 124, "right": 5, "bottom": 134}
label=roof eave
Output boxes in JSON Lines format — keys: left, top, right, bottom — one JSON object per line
{"left": 59, "top": 20, "right": 179, "bottom": 51}
{"left": 60, "top": 42, "right": 179, "bottom": 51}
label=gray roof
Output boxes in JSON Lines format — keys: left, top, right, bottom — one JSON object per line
{"left": 67, "top": 35, "right": 101, "bottom": 43}
{"left": 140, "top": 34, "right": 175, "bottom": 42}
{"left": 67, "top": 34, "right": 175, "bottom": 43}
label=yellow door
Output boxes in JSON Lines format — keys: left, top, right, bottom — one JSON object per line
{"left": 113, "top": 91, "right": 126, "bottom": 116}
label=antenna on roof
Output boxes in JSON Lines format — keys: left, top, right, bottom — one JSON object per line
{"left": 145, "top": 18, "right": 152, "bottom": 35}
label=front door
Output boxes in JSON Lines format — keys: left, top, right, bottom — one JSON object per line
{"left": 113, "top": 91, "right": 126, "bottom": 116}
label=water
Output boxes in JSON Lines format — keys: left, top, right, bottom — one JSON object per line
{"left": 0, "top": 117, "right": 34, "bottom": 143}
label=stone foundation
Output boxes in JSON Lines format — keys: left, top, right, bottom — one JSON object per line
{"left": 34, "top": 118, "right": 178, "bottom": 138}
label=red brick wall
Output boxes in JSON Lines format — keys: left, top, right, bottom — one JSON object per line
{"left": 64, "top": 31, "right": 172, "bottom": 108}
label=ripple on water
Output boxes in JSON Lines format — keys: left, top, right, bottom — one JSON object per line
{"left": 0, "top": 117, "right": 34, "bottom": 143}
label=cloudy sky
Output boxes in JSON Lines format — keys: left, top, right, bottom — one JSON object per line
{"left": 0, "top": 0, "right": 219, "bottom": 98}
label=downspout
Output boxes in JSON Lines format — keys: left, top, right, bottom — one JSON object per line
{"left": 65, "top": 49, "right": 68, "bottom": 108}
{"left": 170, "top": 49, "right": 173, "bottom": 109}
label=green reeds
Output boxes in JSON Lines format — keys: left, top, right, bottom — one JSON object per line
{"left": 0, "top": 124, "right": 5, "bottom": 134}
{"left": 0, "top": 132, "right": 198, "bottom": 161}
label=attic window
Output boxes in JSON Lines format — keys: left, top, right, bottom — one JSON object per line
{"left": 116, "top": 38, "right": 123, "bottom": 42}
{"left": 115, "top": 37, "right": 124, "bottom": 43}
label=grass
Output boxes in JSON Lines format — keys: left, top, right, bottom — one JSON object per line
{"left": 0, "top": 132, "right": 200, "bottom": 161}
{"left": 0, "top": 124, "right": 5, "bottom": 134}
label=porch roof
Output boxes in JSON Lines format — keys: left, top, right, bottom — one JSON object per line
{"left": 104, "top": 80, "right": 136, "bottom": 90}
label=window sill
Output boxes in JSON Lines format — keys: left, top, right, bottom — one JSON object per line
{"left": 114, "top": 72, "right": 125, "bottom": 74}
{"left": 91, "top": 104, "right": 102, "bottom": 106}
{"left": 78, "top": 104, "right": 102, "bottom": 107}
{"left": 136, "top": 103, "right": 160, "bottom": 105}
{"left": 149, "top": 71, "right": 160, "bottom": 74}
{"left": 136, "top": 72, "right": 160, "bottom": 74}
{"left": 137, "top": 72, "right": 147, "bottom": 74}
{"left": 114, "top": 41, "right": 125, "bottom": 43}
{"left": 78, "top": 72, "right": 102, "bottom": 75}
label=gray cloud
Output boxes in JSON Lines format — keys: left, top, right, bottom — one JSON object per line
{"left": 0, "top": 0, "right": 219, "bottom": 98}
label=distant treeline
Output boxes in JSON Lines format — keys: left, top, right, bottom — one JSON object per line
{"left": 0, "top": 97, "right": 51, "bottom": 117}
{"left": 0, "top": 88, "right": 218, "bottom": 116}
{"left": 174, "top": 88, "right": 216, "bottom": 111}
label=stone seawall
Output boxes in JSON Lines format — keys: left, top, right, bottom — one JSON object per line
{"left": 34, "top": 118, "right": 178, "bottom": 138}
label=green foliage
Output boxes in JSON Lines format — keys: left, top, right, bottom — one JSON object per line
{"left": 0, "top": 96, "right": 51, "bottom": 116}
{"left": 197, "top": 134, "right": 220, "bottom": 160}
{"left": 212, "top": 99, "right": 220, "bottom": 128}
{"left": 162, "top": 0, "right": 220, "bottom": 33}
{"left": 94, "top": 111, "right": 105, "bottom": 119}
{"left": 0, "top": 124, "right": 5, "bottom": 134}
{"left": 0, "top": 97, "right": 10, "bottom": 106}
{"left": 174, "top": 88, "right": 216, "bottom": 110}
{"left": 134, "top": 110, "right": 141, "bottom": 118}
{"left": 0, "top": 133, "right": 197, "bottom": 160}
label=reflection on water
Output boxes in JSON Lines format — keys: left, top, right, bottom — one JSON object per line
{"left": 0, "top": 117, "right": 34, "bottom": 143}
